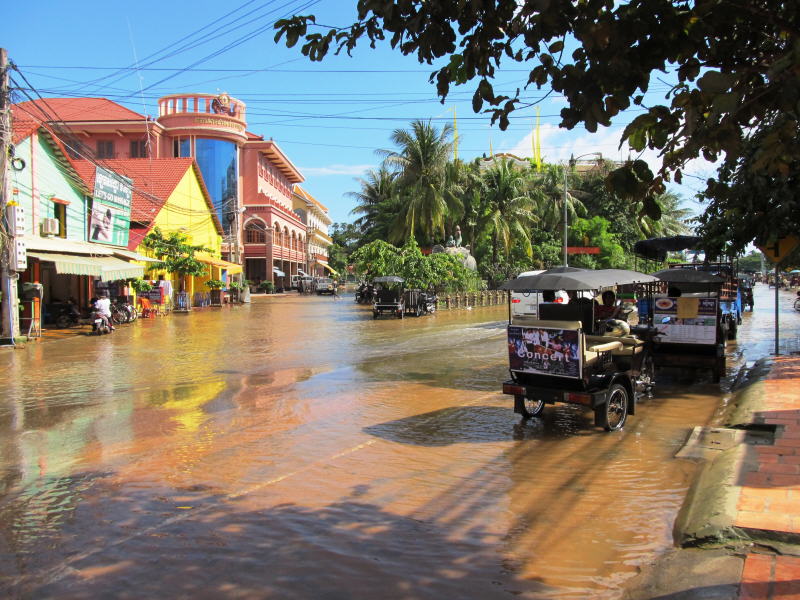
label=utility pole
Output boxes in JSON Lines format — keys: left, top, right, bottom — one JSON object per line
{"left": 1, "top": 48, "right": 21, "bottom": 344}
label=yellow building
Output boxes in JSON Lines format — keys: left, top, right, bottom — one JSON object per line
{"left": 73, "top": 158, "right": 240, "bottom": 305}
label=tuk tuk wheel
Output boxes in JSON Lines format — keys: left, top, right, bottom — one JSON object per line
{"left": 596, "top": 384, "right": 629, "bottom": 431}
{"left": 519, "top": 396, "right": 545, "bottom": 419}
{"left": 727, "top": 319, "right": 738, "bottom": 340}
{"left": 373, "top": 311, "right": 379, "bottom": 319}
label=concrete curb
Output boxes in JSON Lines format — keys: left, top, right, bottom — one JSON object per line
{"left": 673, "top": 356, "right": 800, "bottom": 551}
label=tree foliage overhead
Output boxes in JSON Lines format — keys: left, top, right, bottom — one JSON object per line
{"left": 276, "top": 0, "right": 800, "bottom": 244}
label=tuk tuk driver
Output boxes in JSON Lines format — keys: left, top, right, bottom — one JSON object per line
{"left": 595, "top": 290, "right": 623, "bottom": 321}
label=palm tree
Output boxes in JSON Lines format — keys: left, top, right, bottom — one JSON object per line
{"left": 648, "top": 191, "right": 693, "bottom": 236}
{"left": 348, "top": 167, "right": 399, "bottom": 243}
{"left": 479, "top": 158, "right": 539, "bottom": 265}
{"left": 528, "top": 163, "right": 587, "bottom": 232}
{"left": 380, "top": 120, "right": 461, "bottom": 244}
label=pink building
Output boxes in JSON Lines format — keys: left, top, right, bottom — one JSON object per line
{"left": 14, "top": 93, "right": 312, "bottom": 288}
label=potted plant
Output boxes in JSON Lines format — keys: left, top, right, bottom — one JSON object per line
{"left": 130, "top": 278, "right": 153, "bottom": 293}
{"left": 258, "top": 281, "right": 275, "bottom": 294}
{"left": 205, "top": 279, "right": 225, "bottom": 306}
{"left": 228, "top": 280, "right": 250, "bottom": 303}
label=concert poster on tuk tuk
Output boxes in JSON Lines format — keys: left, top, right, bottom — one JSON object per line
{"left": 508, "top": 326, "right": 581, "bottom": 378}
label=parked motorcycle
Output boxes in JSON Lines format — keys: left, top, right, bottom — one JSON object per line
{"left": 355, "top": 283, "right": 375, "bottom": 304}
{"left": 47, "top": 301, "right": 81, "bottom": 329}
{"left": 111, "top": 298, "right": 138, "bottom": 323}
{"left": 422, "top": 291, "right": 438, "bottom": 314}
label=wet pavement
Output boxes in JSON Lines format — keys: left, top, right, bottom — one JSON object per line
{"left": 1, "top": 284, "right": 798, "bottom": 599}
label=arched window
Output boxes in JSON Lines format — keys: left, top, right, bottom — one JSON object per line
{"left": 244, "top": 221, "right": 265, "bottom": 244}
{"left": 274, "top": 223, "right": 281, "bottom": 246}
{"left": 283, "top": 227, "right": 290, "bottom": 247}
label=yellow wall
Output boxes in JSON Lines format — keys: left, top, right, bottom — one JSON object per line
{"left": 135, "top": 167, "right": 223, "bottom": 299}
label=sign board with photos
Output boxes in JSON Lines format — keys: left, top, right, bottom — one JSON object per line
{"left": 89, "top": 166, "right": 133, "bottom": 246}
{"left": 653, "top": 297, "right": 718, "bottom": 344}
{"left": 508, "top": 325, "right": 582, "bottom": 379}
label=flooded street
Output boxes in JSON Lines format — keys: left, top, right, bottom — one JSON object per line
{"left": 1, "top": 284, "right": 798, "bottom": 599}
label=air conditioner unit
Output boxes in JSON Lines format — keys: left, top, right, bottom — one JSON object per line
{"left": 40, "top": 218, "right": 59, "bottom": 236}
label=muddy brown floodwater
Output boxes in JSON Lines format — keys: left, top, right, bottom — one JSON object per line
{"left": 1, "top": 284, "right": 798, "bottom": 599}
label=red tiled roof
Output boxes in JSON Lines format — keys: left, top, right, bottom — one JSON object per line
{"left": 69, "top": 158, "right": 223, "bottom": 250}
{"left": 13, "top": 97, "right": 149, "bottom": 123}
{"left": 10, "top": 105, "right": 41, "bottom": 144}
{"left": 246, "top": 131, "right": 263, "bottom": 140}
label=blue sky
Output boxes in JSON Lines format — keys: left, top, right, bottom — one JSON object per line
{"left": 4, "top": 0, "right": 713, "bottom": 224}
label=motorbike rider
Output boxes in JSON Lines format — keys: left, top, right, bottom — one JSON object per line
{"left": 93, "top": 291, "right": 114, "bottom": 331}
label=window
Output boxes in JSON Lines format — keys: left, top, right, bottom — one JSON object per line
{"left": 97, "top": 141, "right": 115, "bottom": 159}
{"left": 54, "top": 203, "right": 67, "bottom": 238}
{"left": 173, "top": 137, "right": 191, "bottom": 158}
{"left": 245, "top": 223, "right": 265, "bottom": 244}
{"left": 64, "top": 137, "right": 82, "bottom": 159}
{"left": 130, "top": 140, "right": 148, "bottom": 158}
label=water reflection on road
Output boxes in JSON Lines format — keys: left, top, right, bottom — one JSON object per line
{"left": 0, "top": 284, "right": 797, "bottom": 598}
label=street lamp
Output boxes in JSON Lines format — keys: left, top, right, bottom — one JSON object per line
{"left": 563, "top": 152, "right": 603, "bottom": 266}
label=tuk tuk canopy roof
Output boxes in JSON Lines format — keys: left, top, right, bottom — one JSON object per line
{"left": 373, "top": 276, "right": 405, "bottom": 283}
{"left": 651, "top": 268, "right": 725, "bottom": 284}
{"left": 500, "top": 268, "right": 658, "bottom": 291}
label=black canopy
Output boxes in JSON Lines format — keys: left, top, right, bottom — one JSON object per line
{"left": 651, "top": 268, "right": 725, "bottom": 284}
{"left": 634, "top": 236, "right": 703, "bottom": 261}
{"left": 500, "top": 268, "right": 658, "bottom": 291}
{"left": 373, "top": 276, "right": 405, "bottom": 284}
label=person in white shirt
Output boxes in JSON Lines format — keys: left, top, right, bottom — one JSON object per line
{"left": 94, "top": 291, "right": 114, "bottom": 330}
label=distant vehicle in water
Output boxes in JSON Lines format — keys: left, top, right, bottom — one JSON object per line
{"left": 372, "top": 276, "right": 405, "bottom": 319}
{"left": 316, "top": 277, "right": 335, "bottom": 295}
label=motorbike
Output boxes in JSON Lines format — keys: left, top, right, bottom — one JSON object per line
{"left": 47, "top": 301, "right": 81, "bottom": 328}
{"left": 355, "top": 283, "right": 375, "bottom": 304}
{"left": 111, "top": 298, "right": 138, "bottom": 323}
{"left": 91, "top": 309, "right": 112, "bottom": 335}
{"left": 422, "top": 291, "right": 438, "bottom": 314}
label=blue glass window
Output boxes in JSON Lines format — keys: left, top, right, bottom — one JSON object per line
{"left": 194, "top": 138, "right": 238, "bottom": 233}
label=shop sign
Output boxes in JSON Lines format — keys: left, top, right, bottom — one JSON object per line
{"left": 138, "top": 288, "right": 164, "bottom": 304}
{"left": 90, "top": 167, "right": 132, "bottom": 246}
{"left": 508, "top": 326, "right": 582, "bottom": 379}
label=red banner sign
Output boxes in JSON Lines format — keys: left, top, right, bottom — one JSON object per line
{"left": 566, "top": 246, "right": 600, "bottom": 255}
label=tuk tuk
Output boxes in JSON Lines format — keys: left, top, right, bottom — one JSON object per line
{"left": 372, "top": 276, "right": 405, "bottom": 319}
{"left": 644, "top": 267, "right": 737, "bottom": 383}
{"left": 500, "top": 267, "right": 661, "bottom": 431}
{"left": 634, "top": 236, "right": 742, "bottom": 383}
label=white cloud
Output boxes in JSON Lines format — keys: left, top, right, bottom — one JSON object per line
{"left": 299, "top": 164, "right": 375, "bottom": 177}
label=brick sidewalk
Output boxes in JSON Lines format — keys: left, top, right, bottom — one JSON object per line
{"left": 735, "top": 356, "right": 800, "bottom": 599}
{"left": 740, "top": 554, "right": 800, "bottom": 600}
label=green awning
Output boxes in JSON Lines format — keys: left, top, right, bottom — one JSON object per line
{"left": 27, "top": 252, "right": 145, "bottom": 281}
